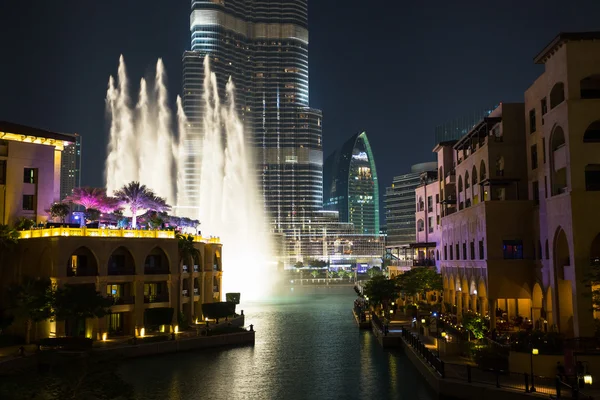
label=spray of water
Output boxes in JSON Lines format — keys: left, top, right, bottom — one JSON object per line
{"left": 105, "top": 55, "right": 276, "bottom": 301}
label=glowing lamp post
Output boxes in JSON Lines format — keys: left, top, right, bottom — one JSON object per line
{"left": 530, "top": 346, "right": 539, "bottom": 392}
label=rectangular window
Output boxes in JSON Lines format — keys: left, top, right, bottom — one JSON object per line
{"left": 449, "top": 245, "right": 453, "bottom": 260}
{"left": 455, "top": 244, "right": 459, "bottom": 260}
{"left": 529, "top": 109, "right": 536, "bottom": 133}
{"left": 23, "top": 168, "right": 36, "bottom": 184}
{"left": 532, "top": 181, "right": 539, "bottom": 204}
{"left": 427, "top": 196, "right": 433, "bottom": 212}
{"left": 503, "top": 240, "right": 524, "bottom": 259}
{"left": 428, "top": 217, "right": 433, "bottom": 233}
{"left": 531, "top": 144, "right": 538, "bottom": 170}
{"left": 435, "top": 194, "right": 440, "bottom": 204}
{"left": 541, "top": 98, "right": 547, "bottom": 116}
{"left": 479, "top": 240, "right": 484, "bottom": 260}
{"left": 462, "top": 243, "right": 467, "bottom": 260}
{"left": 542, "top": 137, "right": 546, "bottom": 164}
{"left": 22, "top": 194, "right": 35, "bottom": 211}
{"left": 437, "top": 215, "right": 440, "bottom": 226}
{"left": 444, "top": 245, "right": 448, "bottom": 260}
{"left": 0, "top": 160, "right": 6, "bottom": 185}
{"left": 470, "top": 241, "right": 475, "bottom": 260}
{"left": 544, "top": 176, "right": 548, "bottom": 199}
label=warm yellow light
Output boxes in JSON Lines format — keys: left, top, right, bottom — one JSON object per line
{"left": 441, "top": 331, "right": 447, "bottom": 338}
{"left": 195, "top": 318, "right": 199, "bottom": 324}
{"left": 532, "top": 348, "right": 539, "bottom": 355}
{"left": 390, "top": 310, "right": 394, "bottom": 314}
{"left": 391, "top": 302, "right": 395, "bottom": 306}
{"left": 421, "top": 318, "right": 426, "bottom": 324}
{"left": 205, "top": 317, "right": 209, "bottom": 322}
{"left": 584, "top": 375, "right": 593, "bottom": 385}
{"left": 102, "top": 332, "right": 107, "bottom": 341}
{"left": 140, "top": 328, "right": 145, "bottom": 338}
{"left": 174, "top": 325, "right": 179, "bottom": 334}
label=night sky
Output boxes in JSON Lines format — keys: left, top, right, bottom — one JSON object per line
{"left": 1, "top": 0, "right": 599, "bottom": 201}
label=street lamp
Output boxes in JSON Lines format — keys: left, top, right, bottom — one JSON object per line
{"left": 530, "top": 346, "right": 539, "bottom": 392}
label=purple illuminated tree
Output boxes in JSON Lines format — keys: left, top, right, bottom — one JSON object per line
{"left": 114, "top": 182, "right": 171, "bottom": 229}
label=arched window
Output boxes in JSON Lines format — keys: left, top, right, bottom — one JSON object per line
{"left": 458, "top": 176, "right": 463, "bottom": 192}
{"left": 418, "top": 196, "right": 424, "bottom": 211}
{"left": 439, "top": 167, "right": 443, "bottom": 181}
{"left": 472, "top": 166, "right": 478, "bottom": 185}
{"left": 67, "top": 247, "right": 98, "bottom": 277}
{"left": 583, "top": 120, "right": 600, "bottom": 143}
{"left": 145, "top": 247, "right": 170, "bottom": 274}
{"left": 550, "top": 82, "right": 565, "bottom": 109}
{"left": 551, "top": 127, "right": 566, "bottom": 151}
{"left": 550, "top": 126, "right": 567, "bottom": 195}
{"left": 496, "top": 156, "right": 505, "bottom": 176}
{"left": 417, "top": 219, "right": 425, "bottom": 232}
{"left": 465, "top": 171, "right": 470, "bottom": 189}
{"left": 480, "top": 160, "right": 487, "bottom": 181}
{"left": 585, "top": 164, "right": 600, "bottom": 191}
{"left": 108, "top": 246, "right": 135, "bottom": 275}
{"left": 580, "top": 75, "right": 600, "bottom": 99}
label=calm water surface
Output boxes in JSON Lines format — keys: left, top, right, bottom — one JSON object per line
{"left": 119, "top": 286, "right": 436, "bottom": 400}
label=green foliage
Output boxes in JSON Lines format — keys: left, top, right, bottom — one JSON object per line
{"left": 177, "top": 233, "right": 200, "bottom": 265}
{"left": 0, "top": 224, "right": 19, "bottom": 250}
{"left": 328, "top": 270, "right": 337, "bottom": 278}
{"left": 395, "top": 267, "right": 442, "bottom": 296}
{"left": 53, "top": 284, "right": 112, "bottom": 321}
{"left": 49, "top": 202, "right": 71, "bottom": 223}
{"left": 202, "top": 302, "right": 236, "bottom": 320}
{"left": 84, "top": 208, "right": 101, "bottom": 223}
{"left": 14, "top": 217, "right": 35, "bottom": 231}
{"left": 363, "top": 275, "right": 399, "bottom": 306}
{"left": 226, "top": 293, "right": 241, "bottom": 305}
{"left": 8, "top": 277, "right": 54, "bottom": 344}
{"left": 337, "top": 270, "right": 346, "bottom": 279}
{"left": 114, "top": 181, "right": 171, "bottom": 228}
{"left": 308, "top": 259, "right": 328, "bottom": 268}
{"left": 462, "top": 311, "right": 489, "bottom": 340}
{"left": 310, "top": 270, "right": 319, "bottom": 278}
{"left": 147, "top": 211, "right": 166, "bottom": 229}
{"left": 144, "top": 307, "right": 175, "bottom": 329}
{"left": 471, "top": 346, "right": 509, "bottom": 371}
{"left": 178, "top": 311, "right": 188, "bottom": 329}
{"left": 294, "top": 261, "right": 304, "bottom": 269}
{"left": 367, "top": 267, "right": 382, "bottom": 278}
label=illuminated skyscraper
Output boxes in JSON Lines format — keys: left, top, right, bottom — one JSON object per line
{"left": 60, "top": 133, "right": 81, "bottom": 200}
{"left": 323, "top": 132, "right": 380, "bottom": 236}
{"left": 182, "top": 0, "right": 323, "bottom": 228}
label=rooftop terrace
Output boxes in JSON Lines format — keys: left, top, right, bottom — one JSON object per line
{"left": 18, "top": 227, "right": 221, "bottom": 243}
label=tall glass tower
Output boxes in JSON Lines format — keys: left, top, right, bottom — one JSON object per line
{"left": 183, "top": 0, "right": 323, "bottom": 229}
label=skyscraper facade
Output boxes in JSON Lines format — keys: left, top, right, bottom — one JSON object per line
{"left": 182, "top": 0, "right": 323, "bottom": 227}
{"left": 323, "top": 132, "right": 380, "bottom": 236}
{"left": 385, "top": 162, "right": 437, "bottom": 255}
{"left": 60, "top": 133, "right": 81, "bottom": 200}
{"left": 434, "top": 106, "right": 497, "bottom": 144}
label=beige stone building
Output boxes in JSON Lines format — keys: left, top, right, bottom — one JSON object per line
{"left": 524, "top": 32, "right": 600, "bottom": 337}
{"left": 0, "top": 121, "right": 73, "bottom": 225}
{"left": 8, "top": 229, "right": 222, "bottom": 341}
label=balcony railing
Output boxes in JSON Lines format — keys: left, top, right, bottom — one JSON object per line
{"left": 18, "top": 227, "right": 220, "bottom": 244}
{"left": 182, "top": 265, "right": 189, "bottom": 273}
{"left": 144, "top": 293, "right": 169, "bottom": 303}
{"left": 108, "top": 295, "right": 135, "bottom": 305}
{"left": 413, "top": 259, "right": 436, "bottom": 267}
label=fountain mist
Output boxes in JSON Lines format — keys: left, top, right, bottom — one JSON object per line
{"left": 105, "top": 56, "right": 275, "bottom": 301}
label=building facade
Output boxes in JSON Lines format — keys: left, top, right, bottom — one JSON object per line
{"left": 434, "top": 106, "right": 497, "bottom": 144}
{"left": 385, "top": 162, "right": 437, "bottom": 257}
{"left": 323, "top": 131, "right": 380, "bottom": 236}
{"left": 7, "top": 229, "right": 222, "bottom": 341}
{"left": 0, "top": 121, "right": 73, "bottom": 225}
{"left": 182, "top": 0, "right": 323, "bottom": 227}
{"left": 524, "top": 32, "right": 600, "bottom": 337}
{"left": 412, "top": 170, "right": 441, "bottom": 269}
{"left": 60, "top": 133, "right": 81, "bottom": 201}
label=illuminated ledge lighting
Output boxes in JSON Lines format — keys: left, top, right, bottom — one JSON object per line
{"left": 18, "top": 228, "right": 220, "bottom": 243}
{"left": 0, "top": 132, "right": 67, "bottom": 150}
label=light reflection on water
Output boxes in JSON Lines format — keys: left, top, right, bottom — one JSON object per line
{"left": 119, "top": 286, "right": 435, "bottom": 400}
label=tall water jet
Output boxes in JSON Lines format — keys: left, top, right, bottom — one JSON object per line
{"left": 105, "top": 55, "right": 276, "bottom": 301}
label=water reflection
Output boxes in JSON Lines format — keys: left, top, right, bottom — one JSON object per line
{"left": 119, "top": 286, "right": 435, "bottom": 400}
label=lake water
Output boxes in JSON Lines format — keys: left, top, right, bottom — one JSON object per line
{"left": 119, "top": 286, "right": 437, "bottom": 400}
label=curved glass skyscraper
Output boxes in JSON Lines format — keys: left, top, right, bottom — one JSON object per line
{"left": 183, "top": 0, "right": 323, "bottom": 229}
{"left": 323, "top": 132, "right": 380, "bottom": 236}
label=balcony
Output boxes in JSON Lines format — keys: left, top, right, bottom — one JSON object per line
{"left": 193, "top": 265, "right": 199, "bottom": 272}
{"left": 182, "top": 265, "right": 189, "bottom": 273}
{"left": 182, "top": 289, "right": 189, "bottom": 297}
{"left": 108, "top": 295, "right": 135, "bottom": 305}
{"left": 144, "top": 293, "right": 169, "bottom": 303}
{"left": 213, "top": 286, "right": 220, "bottom": 292}
{"left": 413, "top": 259, "right": 436, "bottom": 267}
{"left": 193, "top": 288, "right": 199, "bottom": 295}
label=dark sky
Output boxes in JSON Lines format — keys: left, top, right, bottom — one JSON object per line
{"left": 1, "top": 0, "right": 599, "bottom": 197}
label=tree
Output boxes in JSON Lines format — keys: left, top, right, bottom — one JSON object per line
{"left": 294, "top": 261, "right": 304, "bottom": 269}
{"left": 0, "top": 224, "right": 19, "bottom": 250}
{"left": 8, "top": 277, "right": 54, "bottom": 344}
{"left": 310, "top": 270, "right": 319, "bottom": 279}
{"left": 463, "top": 311, "right": 489, "bottom": 340}
{"left": 84, "top": 208, "right": 101, "bottom": 224}
{"left": 308, "top": 259, "right": 328, "bottom": 268}
{"left": 114, "top": 182, "right": 171, "bottom": 229}
{"left": 49, "top": 202, "right": 70, "bottom": 223}
{"left": 64, "top": 187, "right": 108, "bottom": 210}
{"left": 363, "top": 275, "right": 399, "bottom": 308}
{"left": 177, "top": 233, "right": 200, "bottom": 267}
{"left": 14, "top": 217, "right": 35, "bottom": 231}
{"left": 367, "top": 266, "right": 382, "bottom": 278}
{"left": 396, "top": 267, "right": 442, "bottom": 298}
{"left": 53, "top": 284, "right": 112, "bottom": 336}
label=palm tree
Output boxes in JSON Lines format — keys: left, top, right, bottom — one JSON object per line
{"left": 49, "top": 202, "right": 70, "bottom": 223}
{"left": 177, "top": 233, "right": 200, "bottom": 271}
{"left": 0, "top": 224, "right": 19, "bottom": 250}
{"left": 114, "top": 182, "right": 171, "bottom": 229}
{"left": 64, "top": 187, "right": 108, "bottom": 210}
